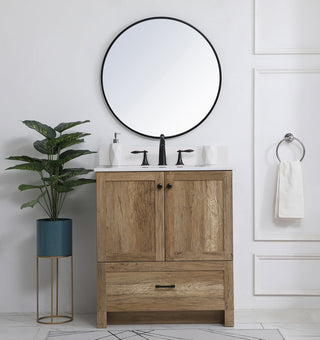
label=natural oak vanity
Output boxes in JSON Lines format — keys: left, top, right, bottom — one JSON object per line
{"left": 95, "top": 167, "right": 233, "bottom": 327}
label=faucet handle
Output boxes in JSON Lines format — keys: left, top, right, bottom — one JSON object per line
{"left": 176, "top": 149, "right": 194, "bottom": 165}
{"left": 131, "top": 150, "right": 149, "bottom": 166}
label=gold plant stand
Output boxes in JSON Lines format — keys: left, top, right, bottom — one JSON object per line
{"left": 36, "top": 255, "right": 73, "bottom": 324}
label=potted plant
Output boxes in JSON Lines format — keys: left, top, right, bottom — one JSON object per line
{"left": 6, "top": 120, "right": 96, "bottom": 256}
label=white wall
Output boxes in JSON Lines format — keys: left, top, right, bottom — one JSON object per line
{"left": 0, "top": 0, "right": 319, "bottom": 314}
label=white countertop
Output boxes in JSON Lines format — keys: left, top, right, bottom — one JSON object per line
{"left": 94, "top": 165, "right": 232, "bottom": 172}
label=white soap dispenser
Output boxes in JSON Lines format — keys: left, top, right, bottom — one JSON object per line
{"left": 109, "top": 132, "right": 121, "bottom": 166}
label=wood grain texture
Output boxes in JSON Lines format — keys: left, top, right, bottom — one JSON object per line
{"left": 107, "top": 311, "right": 224, "bottom": 324}
{"left": 224, "top": 261, "right": 234, "bottom": 310}
{"left": 155, "top": 173, "right": 165, "bottom": 261}
{"left": 97, "top": 172, "right": 164, "bottom": 262}
{"left": 97, "top": 312, "right": 107, "bottom": 328}
{"left": 165, "top": 171, "right": 232, "bottom": 261}
{"left": 106, "top": 270, "right": 224, "bottom": 298}
{"left": 96, "top": 170, "right": 233, "bottom": 327}
{"left": 97, "top": 264, "right": 105, "bottom": 312}
{"left": 104, "top": 266, "right": 225, "bottom": 312}
{"left": 224, "top": 261, "right": 234, "bottom": 327}
{"left": 97, "top": 265, "right": 107, "bottom": 327}
{"left": 107, "top": 297, "right": 225, "bottom": 312}
{"left": 105, "top": 261, "right": 226, "bottom": 272}
{"left": 224, "top": 310, "right": 234, "bottom": 327}
{"left": 223, "top": 172, "right": 233, "bottom": 260}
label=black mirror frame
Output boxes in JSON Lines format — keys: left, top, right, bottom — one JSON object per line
{"left": 100, "top": 16, "right": 222, "bottom": 139}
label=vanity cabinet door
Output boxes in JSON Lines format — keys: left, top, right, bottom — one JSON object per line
{"left": 165, "top": 171, "right": 232, "bottom": 261}
{"left": 97, "top": 172, "right": 165, "bottom": 262}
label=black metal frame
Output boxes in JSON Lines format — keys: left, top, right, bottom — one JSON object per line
{"left": 100, "top": 16, "right": 222, "bottom": 139}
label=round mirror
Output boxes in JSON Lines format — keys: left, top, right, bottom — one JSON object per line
{"left": 101, "top": 17, "right": 222, "bottom": 138}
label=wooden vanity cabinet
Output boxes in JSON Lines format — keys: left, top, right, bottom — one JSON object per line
{"left": 96, "top": 170, "right": 233, "bottom": 327}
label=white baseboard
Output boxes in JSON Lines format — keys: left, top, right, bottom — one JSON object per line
{"left": 2, "top": 311, "right": 320, "bottom": 324}
{"left": 236, "top": 309, "right": 320, "bottom": 323}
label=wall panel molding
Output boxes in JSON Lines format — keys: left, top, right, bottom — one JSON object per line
{"left": 254, "top": 255, "right": 320, "bottom": 295}
{"left": 254, "top": 0, "right": 320, "bottom": 54}
{"left": 253, "top": 68, "right": 320, "bottom": 241}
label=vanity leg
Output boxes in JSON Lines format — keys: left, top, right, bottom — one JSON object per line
{"left": 224, "top": 261, "right": 234, "bottom": 327}
{"left": 224, "top": 310, "right": 234, "bottom": 327}
{"left": 97, "top": 263, "right": 107, "bottom": 327}
{"left": 97, "top": 311, "right": 107, "bottom": 328}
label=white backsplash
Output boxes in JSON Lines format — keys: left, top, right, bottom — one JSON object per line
{"left": 98, "top": 145, "right": 228, "bottom": 167}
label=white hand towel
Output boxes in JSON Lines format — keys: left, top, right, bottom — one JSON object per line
{"left": 275, "top": 161, "right": 304, "bottom": 219}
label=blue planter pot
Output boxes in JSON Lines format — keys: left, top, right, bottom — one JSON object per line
{"left": 37, "top": 218, "right": 72, "bottom": 256}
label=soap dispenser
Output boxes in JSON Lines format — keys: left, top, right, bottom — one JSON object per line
{"left": 109, "top": 133, "right": 121, "bottom": 166}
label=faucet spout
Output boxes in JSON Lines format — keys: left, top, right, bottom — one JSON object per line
{"left": 158, "top": 134, "right": 167, "bottom": 165}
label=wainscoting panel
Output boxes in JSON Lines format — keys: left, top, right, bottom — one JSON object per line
{"left": 254, "top": 255, "right": 320, "bottom": 295}
{"left": 255, "top": 0, "right": 320, "bottom": 54}
{"left": 254, "top": 69, "right": 320, "bottom": 241}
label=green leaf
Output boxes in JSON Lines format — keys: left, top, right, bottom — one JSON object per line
{"left": 33, "top": 139, "right": 58, "bottom": 155}
{"left": 59, "top": 149, "right": 96, "bottom": 164}
{"left": 6, "top": 156, "right": 42, "bottom": 163}
{"left": 20, "top": 192, "right": 46, "bottom": 209}
{"left": 64, "top": 178, "right": 96, "bottom": 187}
{"left": 62, "top": 168, "right": 93, "bottom": 179}
{"left": 6, "top": 162, "right": 45, "bottom": 172}
{"left": 23, "top": 120, "right": 56, "bottom": 139}
{"left": 58, "top": 138, "right": 84, "bottom": 150}
{"left": 55, "top": 132, "right": 90, "bottom": 151}
{"left": 42, "top": 175, "right": 62, "bottom": 184}
{"left": 54, "top": 120, "right": 90, "bottom": 133}
{"left": 33, "top": 133, "right": 91, "bottom": 155}
{"left": 18, "top": 184, "right": 44, "bottom": 191}
{"left": 55, "top": 185, "right": 74, "bottom": 193}
{"left": 55, "top": 178, "right": 95, "bottom": 192}
{"left": 42, "top": 160, "right": 63, "bottom": 176}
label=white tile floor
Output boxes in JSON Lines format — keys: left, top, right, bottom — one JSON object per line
{"left": 0, "top": 313, "right": 319, "bottom": 340}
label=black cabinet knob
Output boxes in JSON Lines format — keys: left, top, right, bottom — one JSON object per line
{"left": 157, "top": 183, "right": 163, "bottom": 190}
{"left": 166, "top": 183, "right": 173, "bottom": 189}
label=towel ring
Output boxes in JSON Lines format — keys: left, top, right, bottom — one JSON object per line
{"left": 276, "top": 133, "right": 305, "bottom": 162}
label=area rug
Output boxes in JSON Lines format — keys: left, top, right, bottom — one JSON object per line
{"left": 47, "top": 328, "right": 284, "bottom": 340}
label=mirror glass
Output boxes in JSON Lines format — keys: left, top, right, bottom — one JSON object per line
{"left": 101, "top": 17, "right": 221, "bottom": 138}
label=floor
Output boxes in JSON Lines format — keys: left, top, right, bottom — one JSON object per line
{"left": 0, "top": 313, "right": 319, "bottom": 340}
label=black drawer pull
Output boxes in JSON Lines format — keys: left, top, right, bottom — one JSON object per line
{"left": 155, "top": 284, "right": 175, "bottom": 289}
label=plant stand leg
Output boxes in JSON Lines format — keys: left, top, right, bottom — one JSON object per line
{"left": 71, "top": 256, "right": 74, "bottom": 319}
{"left": 36, "top": 255, "right": 73, "bottom": 324}
{"left": 36, "top": 256, "right": 39, "bottom": 322}
{"left": 56, "top": 258, "right": 59, "bottom": 316}
{"left": 51, "top": 258, "right": 53, "bottom": 323}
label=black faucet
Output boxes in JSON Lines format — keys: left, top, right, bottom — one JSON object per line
{"left": 158, "top": 134, "right": 167, "bottom": 165}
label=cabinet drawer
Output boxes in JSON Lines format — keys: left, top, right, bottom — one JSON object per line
{"left": 105, "top": 270, "right": 225, "bottom": 312}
